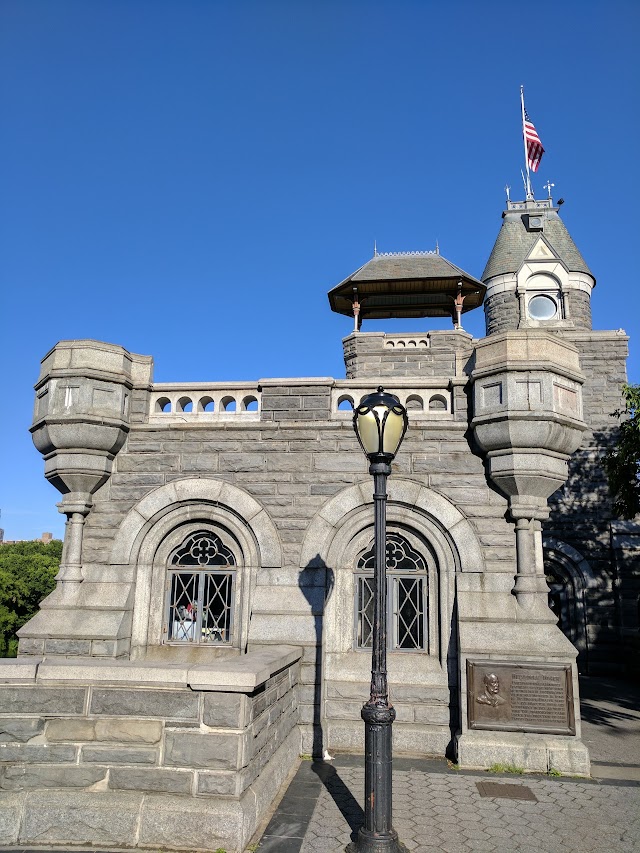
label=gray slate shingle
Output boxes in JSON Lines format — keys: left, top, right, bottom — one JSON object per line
{"left": 482, "top": 209, "right": 592, "bottom": 281}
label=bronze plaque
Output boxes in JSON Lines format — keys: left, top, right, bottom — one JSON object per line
{"left": 467, "top": 660, "right": 575, "bottom": 735}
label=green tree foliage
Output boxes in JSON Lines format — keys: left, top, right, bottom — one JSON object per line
{"left": 0, "top": 539, "right": 60, "bottom": 657}
{"left": 604, "top": 384, "right": 640, "bottom": 520}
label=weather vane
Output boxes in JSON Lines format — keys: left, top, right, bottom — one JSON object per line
{"left": 544, "top": 180, "right": 554, "bottom": 199}
{"left": 504, "top": 185, "right": 511, "bottom": 201}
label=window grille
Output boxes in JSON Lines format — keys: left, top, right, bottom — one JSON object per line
{"left": 165, "top": 531, "right": 236, "bottom": 644}
{"left": 356, "top": 533, "right": 427, "bottom": 651}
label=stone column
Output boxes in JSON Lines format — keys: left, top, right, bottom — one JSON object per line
{"left": 55, "top": 501, "right": 92, "bottom": 589}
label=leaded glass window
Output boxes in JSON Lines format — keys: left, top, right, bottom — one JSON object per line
{"left": 356, "top": 533, "right": 427, "bottom": 652}
{"left": 165, "top": 531, "right": 236, "bottom": 644}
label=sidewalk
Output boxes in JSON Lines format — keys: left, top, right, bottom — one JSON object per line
{"left": 253, "top": 676, "right": 640, "bottom": 853}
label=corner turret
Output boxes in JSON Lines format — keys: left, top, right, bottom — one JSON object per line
{"left": 482, "top": 198, "right": 595, "bottom": 335}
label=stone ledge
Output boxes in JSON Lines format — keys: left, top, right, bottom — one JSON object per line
{"left": 0, "top": 660, "right": 39, "bottom": 683}
{"left": 456, "top": 730, "right": 590, "bottom": 775}
{"left": 3, "top": 645, "right": 302, "bottom": 693}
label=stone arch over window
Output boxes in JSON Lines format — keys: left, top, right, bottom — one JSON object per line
{"left": 542, "top": 536, "right": 598, "bottom": 673}
{"left": 301, "top": 479, "right": 482, "bottom": 667}
{"left": 300, "top": 481, "right": 480, "bottom": 756}
{"left": 301, "top": 479, "right": 483, "bottom": 574}
{"left": 110, "top": 478, "right": 282, "bottom": 659}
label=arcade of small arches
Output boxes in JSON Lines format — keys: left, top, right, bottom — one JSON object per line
{"left": 336, "top": 393, "right": 449, "bottom": 413}
{"left": 155, "top": 393, "right": 260, "bottom": 414}
{"left": 152, "top": 389, "right": 451, "bottom": 418}
{"left": 384, "top": 338, "right": 430, "bottom": 349}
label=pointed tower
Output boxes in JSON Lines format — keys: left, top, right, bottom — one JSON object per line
{"left": 482, "top": 198, "right": 594, "bottom": 335}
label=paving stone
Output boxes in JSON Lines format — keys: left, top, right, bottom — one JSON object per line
{"left": 0, "top": 719, "right": 45, "bottom": 743}
{"left": 0, "top": 687, "right": 86, "bottom": 715}
{"left": 81, "top": 745, "right": 157, "bottom": 764}
{"left": 0, "top": 744, "right": 76, "bottom": 763}
{"left": 1, "top": 764, "right": 106, "bottom": 790}
{"left": 21, "top": 790, "right": 143, "bottom": 844}
{"left": 109, "top": 767, "right": 194, "bottom": 794}
{"left": 90, "top": 687, "right": 199, "bottom": 719}
{"left": 163, "top": 729, "right": 240, "bottom": 770}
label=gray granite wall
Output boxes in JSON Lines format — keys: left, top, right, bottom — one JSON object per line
{"left": 0, "top": 657, "right": 300, "bottom": 851}
{"left": 545, "top": 332, "right": 630, "bottom": 674}
{"left": 260, "top": 382, "right": 332, "bottom": 422}
{"left": 343, "top": 331, "right": 474, "bottom": 379}
{"left": 484, "top": 291, "right": 520, "bottom": 335}
{"left": 568, "top": 291, "right": 592, "bottom": 330}
{"left": 79, "top": 414, "right": 515, "bottom": 740}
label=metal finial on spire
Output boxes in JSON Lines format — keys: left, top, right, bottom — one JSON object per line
{"left": 374, "top": 240, "right": 378, "bottom": 257}
{"left": 435, "top": 239, "right": 440, "bottom": 255}
{"left": 543, "top": 180, "right": 554, "bottom": 199}
{"left": 505, "top": 185, "right": 511, "bottom": 201}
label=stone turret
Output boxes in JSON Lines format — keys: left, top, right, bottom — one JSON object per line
{"left": 483, "top": 198, "right": 595, "bottom": 335}
{"left": 21, "top": 340, "right": 152, "bottom": 653}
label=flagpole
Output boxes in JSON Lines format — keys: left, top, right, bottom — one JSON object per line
{"left": 520, "top": 85, "right": 533, "bottom": 200}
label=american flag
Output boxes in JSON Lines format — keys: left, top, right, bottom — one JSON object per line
{"left": 524, "top": 108, "right": 545, "bottom": 172}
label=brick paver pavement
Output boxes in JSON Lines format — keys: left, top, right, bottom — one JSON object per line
{"left": 254, "top": 755, "right": 640, "bottom": 853}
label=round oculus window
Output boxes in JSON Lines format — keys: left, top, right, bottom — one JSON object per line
{"left": 528, "top": 294, "right": 557, "bottom": 321}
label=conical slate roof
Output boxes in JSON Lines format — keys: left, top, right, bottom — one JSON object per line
{"left": 328, "top": 251, "right": 486, "bottom": 320}
{"left": 482, "top": 203, "right": 593, "bottom": 282}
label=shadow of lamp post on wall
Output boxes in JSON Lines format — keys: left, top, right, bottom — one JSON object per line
{"left": 348, "top": 387, "right": 410, "bottom": 853}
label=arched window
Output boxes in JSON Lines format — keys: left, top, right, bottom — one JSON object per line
{"left": 355, "top": 533, "right": 428, "bottom": 651}
{"left": 164, "top": 530, "right": 236, "bottom": 645}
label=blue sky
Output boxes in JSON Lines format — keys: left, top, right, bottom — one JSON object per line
{"left": 1, "top": 0, "right": 638, "bottom": 540}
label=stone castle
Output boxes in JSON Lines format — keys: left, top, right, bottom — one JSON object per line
{"left": 1, "top": 195, "right": 638, "bottom": 852}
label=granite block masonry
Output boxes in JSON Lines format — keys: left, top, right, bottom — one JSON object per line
{"left": 0, "top": 648, "right": 301, "bottom": 851}
{"left": 9, "top": 194, "right": 637, "bottom": 850}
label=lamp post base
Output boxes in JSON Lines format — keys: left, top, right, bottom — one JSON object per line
{"left": 346, "top": 829, "right": 409, "bottom": 853}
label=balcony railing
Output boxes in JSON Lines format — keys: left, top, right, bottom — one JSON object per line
{"left": 149, "top": 383, "right": 260, "bottom": 422}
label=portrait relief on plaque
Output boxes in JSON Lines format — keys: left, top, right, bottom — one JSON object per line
{"left": 467, "top": 661, "right": 576, "bottom": 736}
{"left": 476, "top": 672, "right": 507, "bottom": 707}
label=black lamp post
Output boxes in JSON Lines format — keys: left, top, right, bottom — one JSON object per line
{"left": 347, "top": 387, "right": 409, "bottom": 853}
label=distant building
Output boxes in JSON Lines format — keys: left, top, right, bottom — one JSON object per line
{"left": 0, "top": 531, "right": 54, "bottom": 545}
{"left": 2, "top": 195, "right": 637, "bottom": 852}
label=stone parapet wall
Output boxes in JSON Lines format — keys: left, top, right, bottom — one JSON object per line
{"left": 260, "top": 379, "right": 333, "bottom": 422}
{"left": 343, "top": 330, "right": 474, "bottom": 379}
{"left": 0, "top": 647, "right": 301, "bottom": 851}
